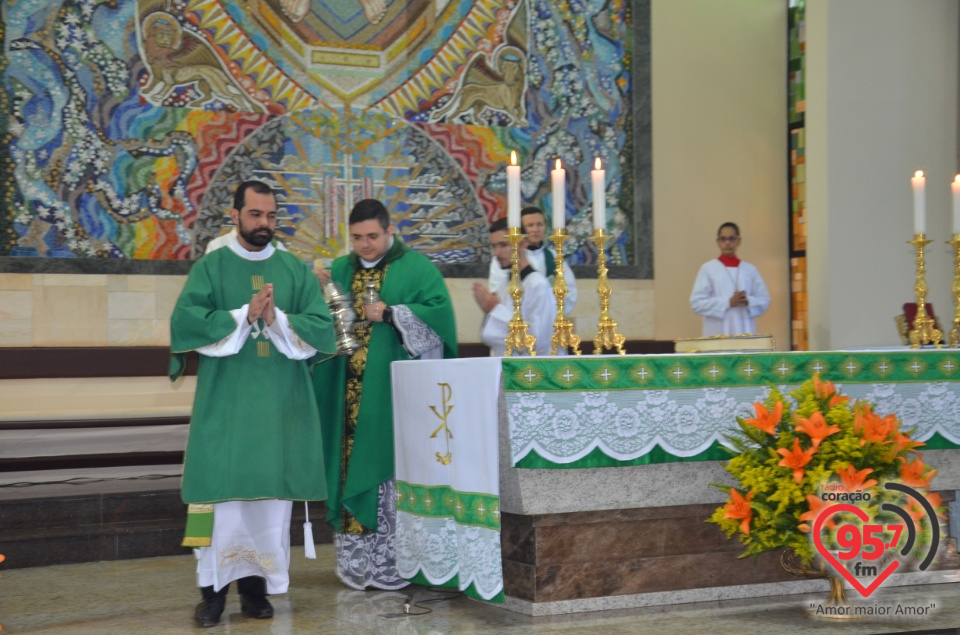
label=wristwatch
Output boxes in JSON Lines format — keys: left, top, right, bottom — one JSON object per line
{"left": 382, "top": 306, "right": 394, "bottom": 324}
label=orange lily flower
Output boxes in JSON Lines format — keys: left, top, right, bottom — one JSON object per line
{"left": 798, "top": 494, "right": 839, "bottom": 533}
{"left": 904, "top": 499, "right": 929, "bottom": 531}
{"left": 853, "top": 403, "right": 871, "bottom": 434}
{"left": 743, "top": 401, "right": 783, "bottom": 435}
{"left": 924, "top": 492, "right": 948, "bottom": 520}
{"left": 723, "top": 488, "right": 754, "bottom": 535}
{"left": 829, "top": 394, "right": 850, "bottom": 408}
{"left": 794, "top": 411, "right": 841, "bottom": 447}
{"left": 812, "top": 374, "right": 834, "bottom": 399}
{"left": 813, "top": 375, "right": 850, "bottom": 407}
{"left": 892, "top": 432, "right": 925, "bottom": 454}
{"left": 837, "top": 465, "right": 878, "bottom": 492}
{"left": 900, "top": 456, "right": 936, "bottom": 488}
{"left": 777, "top": 438, "right": 817, "bottom": 483}
{"left": 859, "top": 411, "right": 898, "bottom": 446}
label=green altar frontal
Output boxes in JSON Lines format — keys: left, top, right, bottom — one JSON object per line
{"left": 502, "top": 350, "right": 960, "bottom": 469}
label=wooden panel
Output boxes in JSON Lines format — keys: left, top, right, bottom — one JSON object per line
{"left": 0, "top": 347, "right": 198, "bottom": 379}
{"left": 0, "top": 342, "right": 675, "bottom": 379}
{"left": 0, "top": 451, "right": 184, "bottom": 473}
{"left": 581, "top": 340, "right": 675, "bottom": 355}
{"left": 0, "top": 416, "right": 189, "bottom": 431}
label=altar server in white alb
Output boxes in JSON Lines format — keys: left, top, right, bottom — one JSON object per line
{"left": 474, "top": 218, "right": 557, "bottom": 356}
{"left": 487, "top": 206, "right": 577, "bottom": 315}
{"left": 689, "top": 222, "right": 770, "bottom": 336}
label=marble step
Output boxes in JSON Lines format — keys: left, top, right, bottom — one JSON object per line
{"left": 1, "top": 518, "right": 187, "bottom": 569}
{"left": 0, "top": 489, "right": 186, "bottom": 532}
{"left": 0, "top": 488, "right": 333, "bottom": 569}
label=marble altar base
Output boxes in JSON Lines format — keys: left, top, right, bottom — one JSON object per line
{"left": 497, "top": 432, "right": 960, "bottom": 615}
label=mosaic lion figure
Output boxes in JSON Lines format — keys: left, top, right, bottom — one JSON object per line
{"left": 140, "top": 12, "right": 265, "bottom": 113}
{"left": 434, "top": 48, "right": 526, "bottom": 125}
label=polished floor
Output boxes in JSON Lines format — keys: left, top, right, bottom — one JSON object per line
{"left": 1, "top": 545, "right": 960, "bottom": 634}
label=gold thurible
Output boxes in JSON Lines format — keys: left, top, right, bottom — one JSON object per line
{"left": 908, "top": 234, "right": 942, "bottom": 348}
{"left": 949, "top": 234, "right": 960, "bottom": 347}
{"left": 504, "top": 227, "right": 537, "bottom": 356}
{"left": 589, "top": 229, "right": 626, "bottom": 355}
{"left": 548, "top": 228, "right": 582, "bottom": 355}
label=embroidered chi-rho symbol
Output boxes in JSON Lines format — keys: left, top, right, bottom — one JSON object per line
{"left": 429, "top": 382, "right": 454, "bottom": 465}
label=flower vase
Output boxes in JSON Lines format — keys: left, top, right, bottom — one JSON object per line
{"left": 781, "top": 550, "right": 861, "bottom": 620}
{"left": 816, "top": 575, "right": 858, "bottom": 618}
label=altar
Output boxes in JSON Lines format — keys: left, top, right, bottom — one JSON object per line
{"left": 391, "top": 350, "right": 960, "bottom": 615}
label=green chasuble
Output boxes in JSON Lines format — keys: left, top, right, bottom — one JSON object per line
{"left": 171, "top": 246, "right": 337, "bottom": 504}
{"left": 312, "top": 238, "right": 457, "bottom": 532}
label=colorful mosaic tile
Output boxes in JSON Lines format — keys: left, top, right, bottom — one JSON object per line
{"left": 789, "top": 0, "right": 807, "bottom": 350}
{"left": 1, "top": 0, "right": 637, "bottom": 268}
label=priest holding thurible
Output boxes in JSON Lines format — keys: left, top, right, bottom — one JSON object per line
{"left": 312, "top": 199, "right": 458, "bottom": 591}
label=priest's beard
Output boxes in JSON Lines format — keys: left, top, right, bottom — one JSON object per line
{"left": 239, "top": 224, "right": 274, "bottom": 248}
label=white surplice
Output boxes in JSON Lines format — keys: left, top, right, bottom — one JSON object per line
{"left": 689, "top": 259, "right": 770, "bottom": 336}
{"left": 481, "top": 266, "right": 557, "bottom": 356}
{"left": 487, "top": 243, "right": 576, "bottom": 315}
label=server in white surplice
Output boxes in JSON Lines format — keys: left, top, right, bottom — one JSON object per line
{"left": 474, "top": 218, "right": 556, "bottom": 356}
{"left": 690, "top": 222, "right": 770, "bottom": 336}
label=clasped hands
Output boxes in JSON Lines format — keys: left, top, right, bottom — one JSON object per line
{"left": 472, "top": 282, "right": 498, "bottom": 314}
{"left": 248, "top": 283, "right": 276, "bottom": 325}
{"left": 729, "top": 290, "right": 749, "bottom": 308}
{"left": 472, "top": 237, "right": 530, "bottom": 314}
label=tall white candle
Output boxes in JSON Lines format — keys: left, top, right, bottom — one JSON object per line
{"left": 952, "top": 175, "right": 960, "bottom": 234}
{"left": 912, "top": 170, "right": 926, "bottom": 235}
{"left": 551, "top": 159, "right": 565, "bottom": 230}
{"left": 507, "top": 151, "right": 521, "bottom": 228}
{"left": 592, "top": 157, "right": 606, "bottom": 231}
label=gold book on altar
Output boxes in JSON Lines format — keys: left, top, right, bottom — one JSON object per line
{"left": 673, "top": 334, "right": 775, "bottom": 354}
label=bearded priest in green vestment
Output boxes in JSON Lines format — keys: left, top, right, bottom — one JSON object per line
{"left": 170, "top": 181, "right": 336, "bottom": 628}
{"left": 313, "top": 199, "right": 458, "bottom": 590}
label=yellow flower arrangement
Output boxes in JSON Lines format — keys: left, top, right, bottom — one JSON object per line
{"left": 708, "top": 375, "right": 944, "bottom": 566}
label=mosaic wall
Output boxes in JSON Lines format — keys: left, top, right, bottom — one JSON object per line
{"left": 0, "top": 0, "right": 636, "bottom": 268}
{"left": 788, "top": 0, "right": 806, "bottom": 350}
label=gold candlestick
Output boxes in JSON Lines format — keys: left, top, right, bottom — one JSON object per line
{"left": 504, "top": 227, "right": 537, "bottom": 355}
{"left": 548, "top": 228, "right": 582, "bottom": 355}
{"left": 589, "top": 229, "right": 625, "bottom": 355}
{"left": 908, "top": 234, "right": 942, "bottom": 348}
{"left": 949, "top": 234, "right": 960, "bottom": 347}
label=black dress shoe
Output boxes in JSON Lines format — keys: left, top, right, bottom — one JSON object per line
{"left": 194, "top": 595, "right": 226, "bottom": 628}
{"left": 240, "top": 594, "right": 274, "bottom": 619}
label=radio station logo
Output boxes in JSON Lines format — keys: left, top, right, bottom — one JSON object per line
{"left": 812, "top": 481, "right": 940, "bottom": 598}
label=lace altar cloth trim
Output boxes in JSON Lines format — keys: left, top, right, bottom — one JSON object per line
{"left": 396, "top": 511, "right": 503, "bottom": 600}
{"left": 508, "top": 382, "right": 960, "bottom": 465}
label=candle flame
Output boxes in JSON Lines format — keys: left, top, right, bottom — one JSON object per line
{"left": 595, "top": 157, "right": 602, "bottom": 170}
{"left": 915, "top": 170, "right": 924, "bottom": 178}
{"left": 510, "top": 150, "right": 517, "bottom": 166}
{"left": 555, "top": 159, "right": 561, "bottom": 170}
{"left": 954, "top": 174, "right": 960, "bottom": 184}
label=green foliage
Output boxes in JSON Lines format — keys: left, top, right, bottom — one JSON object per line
{"left": 708, "top": 376, "right": 940, "bottom": 567}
